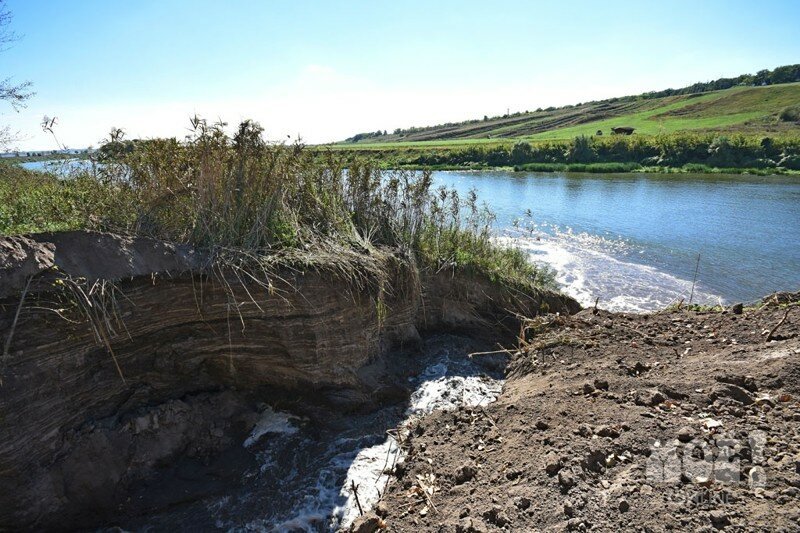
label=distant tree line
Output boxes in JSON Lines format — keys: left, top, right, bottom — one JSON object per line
{"left": 344, "top": 130, "right": 387, "bottom": 143}
{"left": 403, "top": 134, "right": 800, "bottom": 171}
{"left": 636, "top": 64, "right": 800, "bottom": 100}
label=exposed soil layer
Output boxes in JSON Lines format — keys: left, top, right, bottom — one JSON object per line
{"left": 375, "top": 296, "right": 800, "bottom": 532}
{"left": 0, "top": 231, "right": 577, "bottom": 530}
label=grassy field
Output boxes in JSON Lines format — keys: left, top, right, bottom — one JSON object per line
{"left": 529, "top": 85, "right": 800, "bottom": 140}
{"left": 337, "top": 83, "right": 800, "bottom": 149}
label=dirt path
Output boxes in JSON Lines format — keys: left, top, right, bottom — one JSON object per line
{"left": 364, "top": 295, "right": 800, "bottom": 532}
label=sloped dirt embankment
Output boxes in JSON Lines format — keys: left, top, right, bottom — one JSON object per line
{"left": 373, "top": 296, "right": 800, "bottom": 532}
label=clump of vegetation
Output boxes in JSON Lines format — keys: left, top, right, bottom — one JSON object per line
{"left": 566, "top": 135, "right": 595, "bottom": 163}
{"left": 779, "top": 105, "right": 800, "bottom": 122}
{"left": 376, "top": 132, "right": 800, "bottom": 173}
{"left": 0, "top": 163, "right": 130, "bottom": 234}
{"left": 0, "top": 118, "right": 556, "bottom": 292}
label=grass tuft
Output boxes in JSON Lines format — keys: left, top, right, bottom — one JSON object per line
{"left": 1, "top": 118, "right": 557, "bottom": 294}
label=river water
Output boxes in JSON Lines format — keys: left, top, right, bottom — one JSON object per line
{"left": 134, "top": 335, "right": 504, "bottom": 532}
{"left": 431, "top": 170, "right": 800, "bottom": 311}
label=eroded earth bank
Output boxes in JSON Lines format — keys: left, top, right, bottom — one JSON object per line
{"left": 0, "top": 230, "right": 576, "bottom": 531}
{"left": 2, "top": 231, "right": 799, "bottom": 532}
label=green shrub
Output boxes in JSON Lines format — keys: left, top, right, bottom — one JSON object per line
{"left": 510, "top": 141, "right": 534, "bottom": 164}
{"left": 1, "top": 119, "right": 556, "bottom": 292}
{"left": 779, "top": 105, "right": 800, "bottom": 122}
{"left": 566, "top": 135, "right": 596, "bottom": 163}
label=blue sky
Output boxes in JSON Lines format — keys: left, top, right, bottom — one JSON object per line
{"left": 1, "top": 0, "right": 799, "bottom": 149}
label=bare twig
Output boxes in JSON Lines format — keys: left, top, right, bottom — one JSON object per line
{"left": 468, "top": 348, "right": 512, "bottom": 358}
{"left": 766, "top": 308, "right": 791, "bottom": 342}
{"left": 2, "top": 276, "right": 32, "bottom": 371}
{"left": 689, "top": 253, "right": 700, "bottom": 305}
{"left": 351, "top": 481, "right": 364, "bottom": 516}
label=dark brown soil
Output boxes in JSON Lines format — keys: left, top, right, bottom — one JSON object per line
{"left": 373, "top": 296, "right": 800, "bottom": 532}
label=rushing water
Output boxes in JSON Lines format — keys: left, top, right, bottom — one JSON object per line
{"left": 125, "top": 336, "right": 504, "bottom": 532}
{"left": 225, "top": 342, "right": 503, "bottom": 532}
{"left": 25, "top": 164, "right": 799, "bottom": 529}
{"left": 431, "top": 171, "right": 800, "bottom": 311}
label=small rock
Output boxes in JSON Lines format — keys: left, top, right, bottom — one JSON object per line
{"left": 576, "top": 424, "right": 593, "bottom": 437}
{"left": 755, "top": 394, "right": 775, "bottom": 407}
{"left": 456, "top": 517, "right": 488, "bottom": 533}
{"left": 730, "top": 303, "right": 744, "bottom": 315}
{"left": 709, "top": 509, "right": 730, "bottom": 529}
{"left": 454, "top": 462, "right": 478, "bottom": 484}
{"left": 694, "top": 476, "right": 714, "bottom": 487}
{"left": 677, "top": 426, "right": 694, "bottom": 443}
{"left": 375, "top": 501, "right": 389, "bottom": 518}
{"left": 564, "top": 500, "right": 575, "bottom": 517}
{"left": 483, "top": 506, "right": 509, "bottom": 527}
{"left": 545, "top": 452, "right": 562, "bottom": 475}
{"left": 558, "top": 469, "right": 578, "bottom": 492}
{"left": 781, "top": 487, "right": 799, "bottom": 497}
{"left": 536, "top": 420, "right": 550, "bottom": 430}
{"left": 350, "top": 513, "right": 383, "bottom": 533}
{"left": 566, "top": 518, "right": 591, "bottom": 531}
{"left": 514, "top": 496, "right": 531, "bottom": 510}
{"left": 709, "top": 383, "right": 754, "bottom": 405}
{"left": 635, "top": 388, "right": 667, "bottom": 407}
{"left": 618, "top": 499, "right": 630, "bottom": 512}
{"left": 595, "top": 425, "right": 620, "bottom": 438}
{"left": 582, "top": 447, "right": 607, "bottom": 473}
{"left": 625, "top": 361, "right": 651, "bottom": 376}
{"left": 594, "top": 378, "right": 610, "bottom": 391}
{"left": 717, "top": 374, "right": 758, "bottom": 392}
{"left": 582, "top": 382, "right": 595, "bottom": 395}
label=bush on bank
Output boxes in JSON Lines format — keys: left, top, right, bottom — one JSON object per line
{"left": 396, "top": 133, "right": 800, "bottom": 172}
{"left": 0, "top": 118, "right": 557, "bottom": 291}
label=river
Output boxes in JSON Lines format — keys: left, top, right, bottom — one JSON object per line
{"left": 431, "top": 170, "right": 800, "bottom": 311}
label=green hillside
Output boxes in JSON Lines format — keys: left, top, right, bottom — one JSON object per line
{"left": 338, "top": 68, "right": 800, "bottom": 148}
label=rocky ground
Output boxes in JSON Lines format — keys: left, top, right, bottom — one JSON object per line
{"left": 357, "top": 294, "right": 800, "bottom": 532}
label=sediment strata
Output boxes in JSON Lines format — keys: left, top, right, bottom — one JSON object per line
{"left": 0, "top": 230, "right": 577, "bottom": 529}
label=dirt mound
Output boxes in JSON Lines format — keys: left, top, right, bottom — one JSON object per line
{"left": 377, "top": 299, "right": 800, "bottom": 531}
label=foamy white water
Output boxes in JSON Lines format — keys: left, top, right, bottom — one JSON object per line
{"left": 332, "top": 361, "right": 502, "bottom": 529}
{"left": 226, "top": 225, "right": 718, "bottom": 530}
{"left": 497, "top": 225, "right": 724, "bottom": 313}
{"left": 228, "top": 345, "right": 503, "bottom": 532}
{"left": 244, "top": 407, "right": 300, "bottom": 448}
